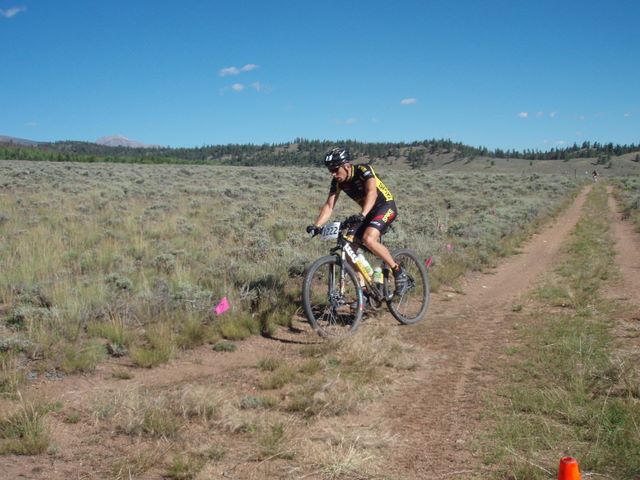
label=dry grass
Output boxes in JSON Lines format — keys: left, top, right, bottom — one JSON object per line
{"left": 0, "top": 394, "right": 52, "bottom": 455}
{"left": 486, "top": 184, "right": 640, "bottom": 479}
{"left": 0, "top": 161, "right": 583, "bottom": 476}
{"left": 0, "top": 162, "right": 578, "bottom": 380}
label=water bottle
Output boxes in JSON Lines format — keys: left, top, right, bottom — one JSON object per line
{"left": 355, "top": 253, "right": 374, "bottom": 278}
{"left": 373, "top": 266, "right": 383, "bottom": 285}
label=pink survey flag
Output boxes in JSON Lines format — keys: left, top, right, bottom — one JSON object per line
{"left": 214, "top": 297, "right": 230, "bottom": 315}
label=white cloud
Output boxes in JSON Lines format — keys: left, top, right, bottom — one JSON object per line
{"left": 400, "top": 98, "right": 417, "bottom": 105}
{"left": 225, "top": 81, "right": 270, "bottom": 94}
{"left": 220, "top": 66, "right": 240, "bottom": 76}
{"left": 624, "top": 112, "right": 632, "bottom": 118}
{"left": 537, "top": 111, "right": 544, "bottom": 117}
{"left": 549, "top": 111, "right": 557, "bottom": 118}
{"left": 0, "top": 6, "right": 26, "bottom": 18}
{"left": 219, "top": 63, "right": 259, "bottom": 77}
{"left": 25, "top": 121, "right": 37, "bottom": 127}
{"left": 517, "top": 112, "right": 528, "bottom": 118}
{"left": 336, "top": 118, "right": 358, "bottom": 125}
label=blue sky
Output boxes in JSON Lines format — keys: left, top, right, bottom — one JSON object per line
{"left": 1, "top": 0, "right": 639, "bottom": 150}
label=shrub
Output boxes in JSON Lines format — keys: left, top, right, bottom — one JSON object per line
{"left": 152, "top": 253, "right": 176, "bottom": 273}
{"left": 239, "top": 395, "right": 276, "bottom": 410}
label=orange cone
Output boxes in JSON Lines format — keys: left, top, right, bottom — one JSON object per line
{"left": 558, "top": 457, "right": 581, "bottom": 480}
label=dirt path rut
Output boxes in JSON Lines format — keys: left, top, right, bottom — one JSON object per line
{"left": 374, "top": 186, "right": 592, "bottom": 478}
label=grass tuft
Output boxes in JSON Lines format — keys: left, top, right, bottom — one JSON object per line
{"left": 215, "top": 312, "right": 260, "bottom": 341}
{"left": 165, "top": 453, "right": 205, "bottom": 479}
{"left": 0, "top": 395, "right": 51, "bottom": 455}
{"left": 60, "top": 340, "right": 107, "bottom": 373}
{"left": 130, "top": 324, "right": 173, "bottom": 368}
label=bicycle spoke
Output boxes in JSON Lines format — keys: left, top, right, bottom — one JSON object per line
{"left": 387, "top": 249, "right": 430, "bottom": 325}
{"left": 303, "top": 256, "right": 362, "bottom": 338}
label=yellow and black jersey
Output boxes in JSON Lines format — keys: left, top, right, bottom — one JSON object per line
{"left": 329, "top": 164, "right": 394, "bottom": 208}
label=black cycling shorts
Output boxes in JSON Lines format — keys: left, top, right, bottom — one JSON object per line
{"left": 349, "top": 201, "right": 398, "bottom": 240}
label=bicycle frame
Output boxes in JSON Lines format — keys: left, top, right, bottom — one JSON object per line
{"left": 330, "top": 229, "right": 390, "bottom": 304}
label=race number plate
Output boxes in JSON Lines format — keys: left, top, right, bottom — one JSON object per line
{"left": 320, "top": 222, "right": 340, "bottom": 240}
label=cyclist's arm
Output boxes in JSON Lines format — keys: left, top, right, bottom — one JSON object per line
{"left": 313, "top": 191, "right": 339, "bottom": 226}
{"left": 360, "top": 177, "right": 377, "bottom": 216}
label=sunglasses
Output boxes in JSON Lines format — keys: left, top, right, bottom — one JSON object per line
{"left": 328, "top": 165, "right": 341, "bottom": 173}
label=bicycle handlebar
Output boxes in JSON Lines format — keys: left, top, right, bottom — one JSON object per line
{"left": 310, "top": 215, "right": 394, "bottom": 240}
{"left": 307, "top": 216, "right": 359, "bottom": 238}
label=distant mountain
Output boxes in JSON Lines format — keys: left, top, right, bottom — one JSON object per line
{"left": 0, "top": 135, "right": 41, "bottom": 146}
{"left": 95, "top": 135, "right": 158, "bottom": 148}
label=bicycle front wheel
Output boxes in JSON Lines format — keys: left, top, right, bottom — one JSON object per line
{"left": 302, "top": 255, "right": 364, "bottom": 338}
{"left": 386, "top": 248, "right": 430, "bottom": 325}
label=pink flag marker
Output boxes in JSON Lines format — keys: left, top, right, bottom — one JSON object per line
{"left": 425, "top": 256, "right": 434, "bottom": 269}
{"left": 214, "top": 296, "right": 230, "bottom": 315}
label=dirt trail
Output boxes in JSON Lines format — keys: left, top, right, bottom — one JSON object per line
{"left": 606, "top": 186, "right": 640, "bottom": 304}
{"left": 372, "top": 186, "right": 592, "bottom": 478}
{"left": 605, "top": 187, "right": 640, "bottom": 361}
{"left": 10, "top": 183, "right": 640, "bottom": 480}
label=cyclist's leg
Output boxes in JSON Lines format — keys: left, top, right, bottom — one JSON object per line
{"left": 358, "top": 204, "right": 410, "bottom": 295}
{"left": 361, "top": 227, "right": 395, "bottom": 267}
{"left": 357, "top": 204, "right": 398, "bottom": 269}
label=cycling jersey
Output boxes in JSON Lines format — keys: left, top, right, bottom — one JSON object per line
{"left": 329, "top": 163, "right": 394, "bottom": 209}
{"left": 330, "top": 163, "right": 398, "bottom": 240}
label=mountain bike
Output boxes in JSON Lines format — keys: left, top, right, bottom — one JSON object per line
{"left": 302, "top": 218, "right": 430, "bottom": 338}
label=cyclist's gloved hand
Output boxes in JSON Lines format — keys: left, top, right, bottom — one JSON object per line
{"left": 346, "top": 213, "right": 365, "bottom": 226}
{"left": 306, "top": 224, "right": 320, "bottom": 237}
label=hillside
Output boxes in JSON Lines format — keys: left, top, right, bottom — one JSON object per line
{"left": 1, "top": 136, "right": 639, "bottom": 176}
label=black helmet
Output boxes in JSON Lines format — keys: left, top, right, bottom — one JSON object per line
{"left": 324, "top": 147, "right": 351, "bottom": 169}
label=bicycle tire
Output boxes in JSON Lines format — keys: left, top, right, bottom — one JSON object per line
{"left": 386, "top": 248, "right": 430, "bottom": 325}
{"left": 302, "top": 255, "right": 364, "bottom": 338}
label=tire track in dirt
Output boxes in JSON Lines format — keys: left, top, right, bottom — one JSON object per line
{"left": 606, "top": 186, "right": 640, "bottom": 303}
{"left": 374, "top": 186, "right": 592, "bottom": 479}
{"left": 605, "top": 187, "right": 640, "bottom": 361}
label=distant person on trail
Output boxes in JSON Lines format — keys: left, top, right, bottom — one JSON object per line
{"left": 592, "top": 169, "right": 599, "bottom": 182}
{"left": 306, "top": 146, "right": 409, "bottom": 296}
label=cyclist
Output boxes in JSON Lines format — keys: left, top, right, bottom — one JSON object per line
{"left": 306, "top": 147, "right": 409, "bottom": 295}
{"left": 592, "top": 169, "right": 599, "bottom": 182}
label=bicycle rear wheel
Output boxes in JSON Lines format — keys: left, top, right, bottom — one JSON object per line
{"left": 302, "top": 255, "right": 364, "bottom": 338}
{"left": 386, "top": 248, "right": 430, "bottom": 325}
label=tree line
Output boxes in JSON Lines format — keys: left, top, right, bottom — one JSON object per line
{"left": 1, "top": 138, "right": 638, "bottom": 167}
